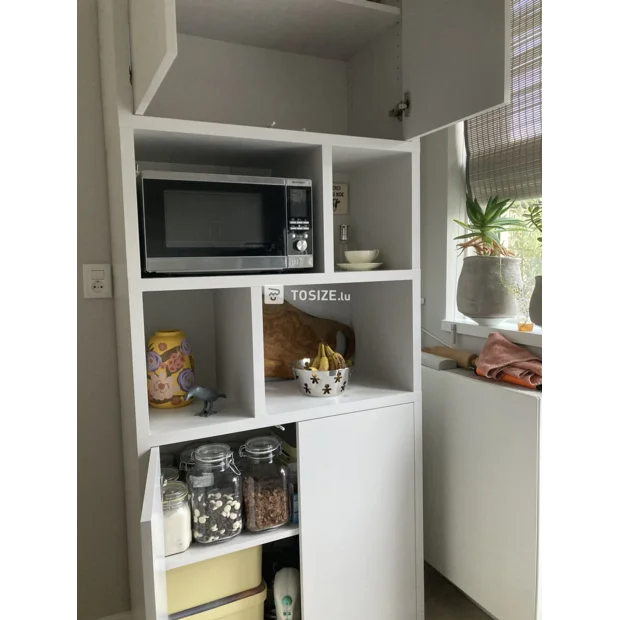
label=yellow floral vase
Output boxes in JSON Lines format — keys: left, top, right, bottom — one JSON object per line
{"left": 146, "top": 330, "right": 195, "bottom": 409}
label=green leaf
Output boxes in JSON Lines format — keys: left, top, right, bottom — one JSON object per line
{"left": 454, "top": 219, "right": 474, "bottom": 230}
{"left": 465, "top": 196, "right": 485, "bottom": 227}
{"left": 485, "top": 198, "right": 514, "bottom": 224}
{"left": 454, "top": 232, "right": 483, "bottom": 240}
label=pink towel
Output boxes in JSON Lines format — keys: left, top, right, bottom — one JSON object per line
{"left": 476, "top": 332, "right": 542, "bottom": 386}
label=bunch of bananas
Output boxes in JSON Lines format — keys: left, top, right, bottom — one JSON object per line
{"left": 308, "top": 343, "right": 347, "bottom": 371}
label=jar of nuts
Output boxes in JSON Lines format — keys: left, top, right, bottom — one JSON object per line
{"left": 239, "top": 436, "right": 290, "bottom": 533}
{"left": 186, "top": 444, "right": 243, "bottom": 544}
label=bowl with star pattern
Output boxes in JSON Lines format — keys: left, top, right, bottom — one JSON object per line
{"left": 291, "top": 358, "right": 352, "bottom": 398}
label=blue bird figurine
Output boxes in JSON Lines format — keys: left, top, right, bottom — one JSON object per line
{"left": 185, "top": 386, "right": 227, "bottom": 417}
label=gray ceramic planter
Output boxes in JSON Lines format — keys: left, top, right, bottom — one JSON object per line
{"left": 529, "top": 275, "right": 542, "bottom": 326}
{"left": 457, "top": 256, "right": 522, "bottom": 326}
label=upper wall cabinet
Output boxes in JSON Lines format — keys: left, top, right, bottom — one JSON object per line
{"left": 129, "top": 0, "right": 509, "bottom": 140}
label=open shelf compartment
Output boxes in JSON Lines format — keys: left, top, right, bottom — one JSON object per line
{"left": 134, "top": 128, "right": 331, "bottom": 278}
{"left": 332, "top": 145, "right": 414, "bottom": 272}
{"left": 156, "top": 424, "right": 301, "bottom": 570}
{"left": 175, "top": 0, "right": 401, "bottom": 61}
{"left": 263, "top": 280, "right": 416, "bottom": 416}
{"left": 144, "top": 287, "right": 265, "bottom": 445}
{"left": 137, "top": 1, "right": 404, "bottom": 139}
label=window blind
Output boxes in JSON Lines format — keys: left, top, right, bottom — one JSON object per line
{"left": 465, "top": 0, "right": 542, "bottom": 201}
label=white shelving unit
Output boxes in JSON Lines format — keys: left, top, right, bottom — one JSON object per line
{"left": 165, "top": 525, "right": 300, "bottom": 570}
{"left": 98, "top": 1, "right": 509, "bottom": 619}
{"left": 175, "top": 0, "right": 401, "bottom": 60}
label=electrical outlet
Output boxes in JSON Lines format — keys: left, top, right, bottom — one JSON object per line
{"left": 83, "top": 264, "right": 112, "bottom": 299}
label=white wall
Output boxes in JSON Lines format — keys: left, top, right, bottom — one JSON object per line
{"left": 78, "top": 1, "right": 130, "bottom": 618}
{"left": 420, "top": 125, "right": 485, "bottom": 353}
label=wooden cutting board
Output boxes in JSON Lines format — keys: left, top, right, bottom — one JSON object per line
{"left": 263, "top": 301, "right": 355, "bottom": 379}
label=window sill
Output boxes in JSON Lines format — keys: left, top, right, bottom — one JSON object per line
{"left": 441, "top": 319, "right": 542, "bottom": 347}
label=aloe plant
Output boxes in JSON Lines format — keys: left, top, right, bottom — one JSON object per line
{"left": 524, "top": 202, "right": 542, "bottom": 244}
{"left": 454, "top": 194, "right": 526, "bottom": 256}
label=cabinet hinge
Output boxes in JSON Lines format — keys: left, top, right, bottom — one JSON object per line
{"left": 129, "top": 66, "right": 133, "bottom": 86}
{"left": 388, "top": 92, "right": 411, "bottom": 121}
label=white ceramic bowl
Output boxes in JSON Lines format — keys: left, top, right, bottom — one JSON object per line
{"left": 345, "top": 250, "right": 379, "bottom": 263}
{"left": 291, "top": 359, "right": 352, "bottom": 398}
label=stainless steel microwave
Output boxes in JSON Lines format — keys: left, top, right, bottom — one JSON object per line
{"left": 137, "top": 171, "right": 313, "bottom": 275}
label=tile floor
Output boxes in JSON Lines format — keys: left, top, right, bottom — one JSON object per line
{"left": 425, "top": 564, "right": 493, "bottom": 620}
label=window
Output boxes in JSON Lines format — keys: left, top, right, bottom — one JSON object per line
{"left": 443, "top": 0, "right": 542, "bottom": 343}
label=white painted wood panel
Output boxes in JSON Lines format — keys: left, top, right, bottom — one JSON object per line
{"left": 401, "top": 0, "right": 510, "bottom": 138}
{"left": 175, "top": 0, "right": 400, "bottom": 60}
{"left": 422, "top": 367, "right": 539, "bottom": 620}
{"left": 140, "top": 269, "right": 418, "bottom": 293}
{"left": 351, "top": 280, "right": 415, "bottom": 391}
{"left": 146, "top": 35, "right": 348, "bottom": 135}
{"left": 347, "top": 25, "right": 402, "bottom": 140}
{"left": 98, "top": 3, "right": 155, "bottom": 618}
{"left": 141, "top": 448, "right": 168, "bottom": 620}
{"left": 129, "top": 0, "right": 177, "bottom": 114}
{"left": 165, "top": 524, "right": 299, "bottom": 570}
{"left": 130, "top": 114, "right": 419, "bottom": 154}
{"left": 536, "top": 394, "right": 545, "bottom": 620}
{"left": 298, "top": 404, "right": 418, "bottom": 620}
{"left": 213, "top": 288, "right": 261, "bottom": 416}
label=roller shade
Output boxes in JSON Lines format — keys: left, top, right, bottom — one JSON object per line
{"left": 465, "top": 0, "right": 542, "bottom": 201}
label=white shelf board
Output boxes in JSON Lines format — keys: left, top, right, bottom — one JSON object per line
{"left": 149, "top": 399, "right": 254, "bottom": 447}
{"left": 149, "top": 383, "right": 419, "bottom": 447}
{"left": 175, "top": 0, "right": 400, "bottom": 61}
{"left": 166, "top": 524, "right": 300, "bottom": 570}
{"left": 129, "top": 115, "right": 419, "bottom": 156}
{"left": 142, "top": 269, "right": 418, "bottom": 292}
{"left": 265, "top": 376, "right": 416, "bottom": 417}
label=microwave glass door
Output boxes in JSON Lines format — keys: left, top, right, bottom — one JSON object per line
{"left": 142, "top": 179, "right": 287, "bottom": 270}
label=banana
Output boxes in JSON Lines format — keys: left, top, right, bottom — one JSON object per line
{"left": 310, "top": 343, "right": 322, "bottom": 369}
{"left": 325, "top": 344, "right": 346, "bottom": 369}
{"left": 308, "top": 366, "right": 318, "bottom": 371}
{"left": 318, "top": 343, "right": 330, "bottom": 371}
{"left": 325, "top": 344, "right": 336, "bottom": 370}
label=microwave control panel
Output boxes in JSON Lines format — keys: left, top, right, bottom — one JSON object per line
{"left": 286, "top": 182, "right": 313, "bottom": 267}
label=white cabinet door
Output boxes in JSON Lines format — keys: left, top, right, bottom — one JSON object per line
{"left": 401, "top": 0, "right": 510, "bottom": 138}
{"left": 130, "top": 0, "right": 178, "bottom": 114}
{"left": 141, "top": 447, "right": 168, "bottom": 620}
{"left": 298, "top": 404, "right": 420, "bottom": 620}
{"left": 422, "top": 368, "right": 539, "bottom": 620}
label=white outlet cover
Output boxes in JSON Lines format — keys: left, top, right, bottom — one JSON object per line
{"left": 83, "top": 264, "right": 112, "bottom": 299}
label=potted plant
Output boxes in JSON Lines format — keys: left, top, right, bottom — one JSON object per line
{"left": 524, "top": 203, "right": 542, "bottom": 326}
{"left": 454, "top": 194, "right": 526, "bottom": 326}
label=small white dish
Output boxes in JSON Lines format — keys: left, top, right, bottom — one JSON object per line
{"left": 345, "top": 250, "right": 380, "bottom": 263}
{"left": 337, "top": 262, "right": 383, "bottom": 271}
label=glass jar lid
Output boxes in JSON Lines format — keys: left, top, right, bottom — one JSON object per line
{"left": 161, "top": 466, "right": 179, "bottom": 482}
{"left": 178, "top": 442, "right": 206, "bottom": 470}
{"left": 194, "top": 443, "right": 233, "bottom": 465}
{"left": 162, "top": 481, "right": 188, "bottom": 507}
{"left": 240, "top": 436, "right": 282, "bottom": 460}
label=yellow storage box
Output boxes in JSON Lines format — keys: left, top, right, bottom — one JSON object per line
{"left": 168, "top": 582, "right": 266, "bottom": 620}
{"left": 167, "top": 547, "right": 264, "bottom": 620}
